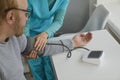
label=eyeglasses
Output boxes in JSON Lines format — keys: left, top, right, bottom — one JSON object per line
{"left": 4, "top": 8, "right": 32, "bottom": 18}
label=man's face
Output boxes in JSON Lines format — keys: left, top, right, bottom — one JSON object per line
{"left": 14, "top": 0, "right": 28, "bottom": 37}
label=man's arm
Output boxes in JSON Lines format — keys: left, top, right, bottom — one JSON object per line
{"left": 22, "top": 32, "right": 92, "bottom": 58}
{"left": 44, "top": 39, "right": 74, "bottom": 56}
{"left": 0, "top": 64, "right": 5, "bottom": 80}
{"left": 22, "top": 37, "right": 74, "bottom": 56}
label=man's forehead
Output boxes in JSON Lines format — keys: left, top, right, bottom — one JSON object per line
{"left": 17, "top": 0, "right": 28, "bottom": 9}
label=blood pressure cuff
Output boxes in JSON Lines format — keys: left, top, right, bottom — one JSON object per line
{"left": 22, "top": 37, "right": 44, "bottom": 57}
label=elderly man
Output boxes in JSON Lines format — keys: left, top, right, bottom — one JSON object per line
{"left": 0, "top": 0, "right": 92, "bottom": 80}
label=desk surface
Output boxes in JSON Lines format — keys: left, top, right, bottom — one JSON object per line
{"left": 51, "top": 30, "right": 120, "bottom": 80}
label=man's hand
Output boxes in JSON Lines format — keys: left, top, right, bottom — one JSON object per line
{"left": 72, "top": 32, "right": 92, "bottom": 48}
{"left": 34, "top": 32, "right": 48, "bottom": 51}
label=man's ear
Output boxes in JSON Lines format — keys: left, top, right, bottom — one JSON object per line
{"left": 6, "top": 11, "right": 15, "bottom": 24}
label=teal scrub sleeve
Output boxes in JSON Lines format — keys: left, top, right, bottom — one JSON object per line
{"left": 45, "top": 0, "right": 70, "bottom": 38}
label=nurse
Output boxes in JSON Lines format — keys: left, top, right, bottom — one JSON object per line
{"left": 24, "top": 0, "right": 70, "bottom": 80}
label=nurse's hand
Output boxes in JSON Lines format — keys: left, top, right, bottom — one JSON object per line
{"left": 23, "top": 50, "right": 38, "bottom": 59}
{"left": 34, "top": 32, "right": 48, "bottom": 51}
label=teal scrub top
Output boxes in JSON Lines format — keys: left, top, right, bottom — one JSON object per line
{"left": 25, "top": 0, "right": 69, "bottom": 37}
{"left": 24, "top": 0, "right": 70, "bottom": 80}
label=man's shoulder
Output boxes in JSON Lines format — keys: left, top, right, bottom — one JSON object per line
{"left": 10, "top": 34, "right": 27, "bottom": 52}
{"left": 10, "top": 34, "right": 26, "bottom": 42}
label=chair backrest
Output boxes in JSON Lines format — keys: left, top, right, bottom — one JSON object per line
{"left": 56, "top": 0, "right": 89, "bottom": 34}
{"left": 81, "top": 4, "right": 110, "bottom": 32}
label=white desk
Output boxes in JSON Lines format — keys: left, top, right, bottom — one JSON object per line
{"left": 51, "top": 30, "right": 120, "bottom": 80}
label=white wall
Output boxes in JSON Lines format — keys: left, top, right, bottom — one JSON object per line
{"left": 97, "top": 0, "right": 119, "bottom": 4}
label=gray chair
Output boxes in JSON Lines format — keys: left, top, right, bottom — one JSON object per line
{"left": 50, "top": 4, "right": 110, "bottom": 40}
{"left": 81, "top": 4, "right": 110, "bottom": 32}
